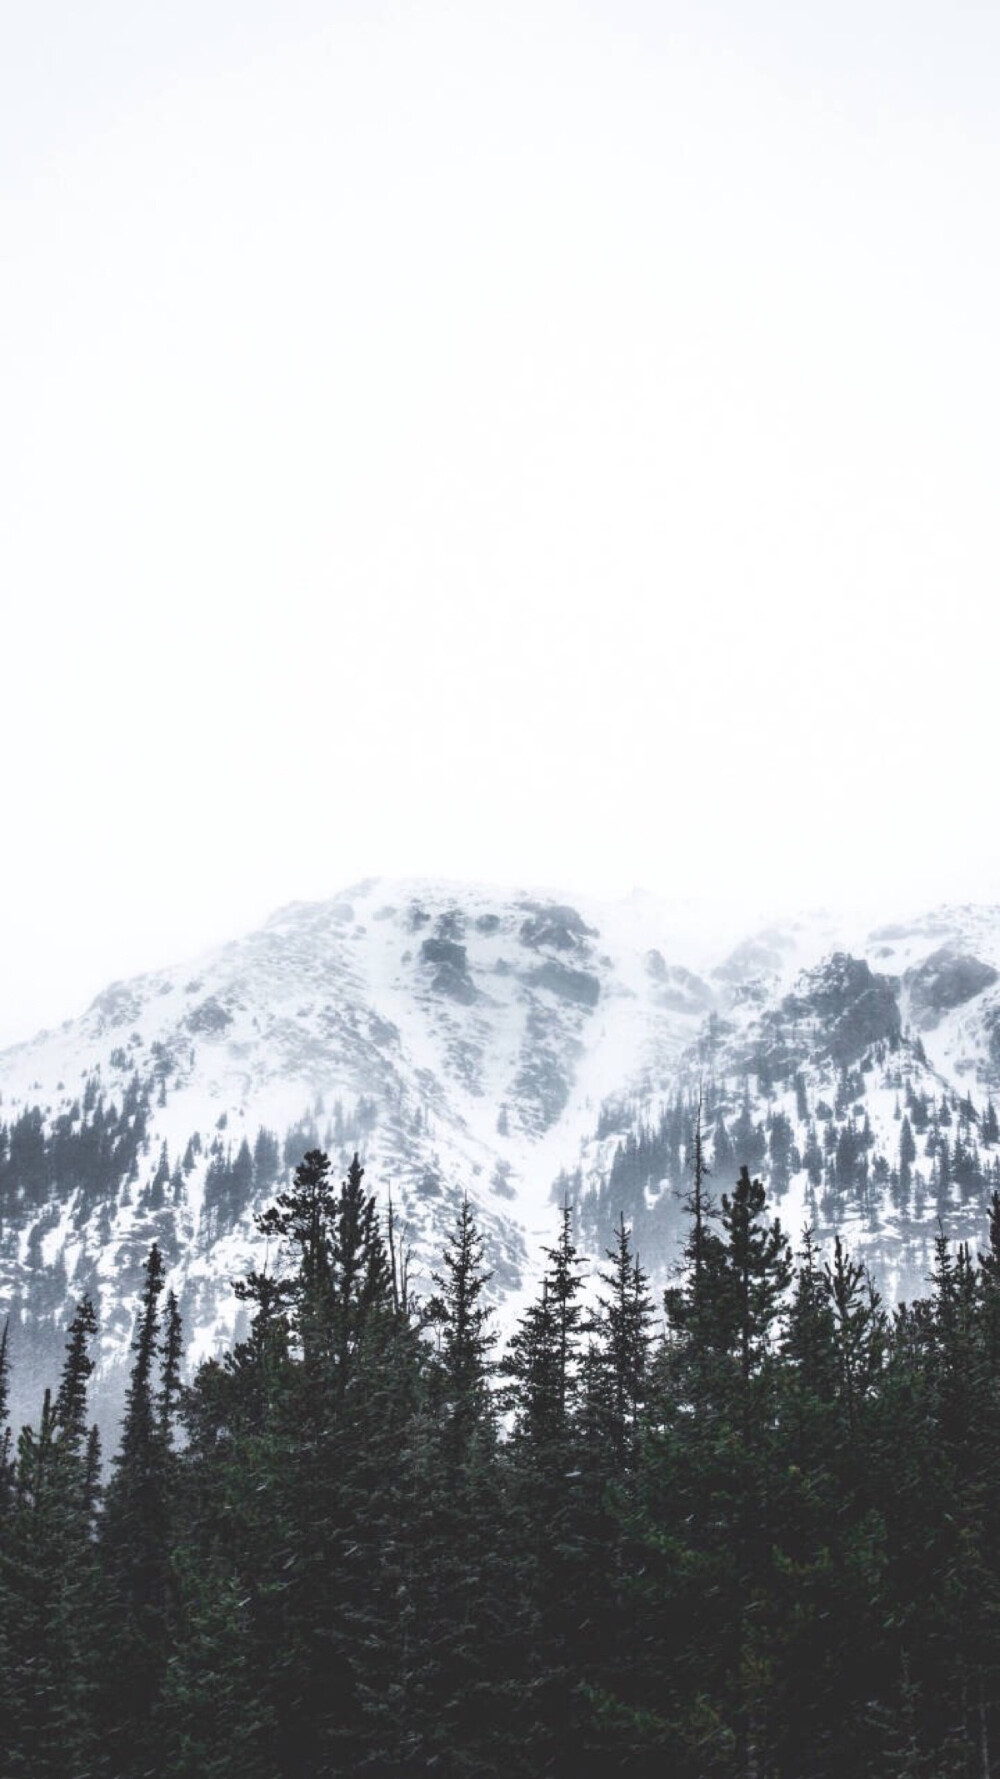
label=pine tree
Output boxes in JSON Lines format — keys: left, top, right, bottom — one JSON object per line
{"left": 979, "top": 1188, "right": 1000, "bottom": 1368}
{"left": 720, "top": 1165, "right": 792, "bottom": 1408}
{"left": 507, "top": 1202, "right": 587, "bottom": 1458}
{"left": 163, "top": 1278, "right": 289, "bottom": 1776}
{"left": 0, "top": 1318, "right": 12, "bottom": 1516}
{"left": 663, "top": 1105, "right": 733, "bottom": 1362}
{"left": 158, "top": 1289, "right": 183, "bottom": 1442}
{"left": 409, "top": 1198, "right": 531, "bottom": 1775}
{"left": 684, "top": 1098, "right": 713, "bottom": 1316}
{"left": 587, "top": 1214, "right": 655, "bottom": 1469}
{"left": 0, "top": 1300, "right": 101, "bottom": 1778}
{"left": 503, "top": 1205, "right": 590, "bottom": 1776}
{"left": 430, "top": 1195, "right": 496, "bottom": 1472}
{"left": 824, "top": 1234, "right": 886, "bottom": 1441}
{"left": 97, "top": 1245, "right": 180, "bottom": 1772}
{"left": 212, "top": 1151, "right": 425, "bottom": 1775}
{"left": 253, "top": 1148, "right": 393, "bottom": 1392}
{"left": 573, "top": 1218, "right": 658, "bottom": 1769}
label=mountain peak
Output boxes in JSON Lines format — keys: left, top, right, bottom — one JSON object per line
{"left": 5, "top": 884, "right": 1000, "bottom": 1434}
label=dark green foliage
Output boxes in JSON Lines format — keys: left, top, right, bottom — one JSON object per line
{"left": 0, "top": 1078, "right": 154, "bottom": 1232}
{"left": 0, "top": 1318, "right": 13, "bottom": 1512}
{"left": 502, "top": 1203, "right": 594, "bottom": 1774}
{"left": 586, "top": 1213, "right": 655, "bottom": 1467}
{"left": 429, "top": 1195, "right": 496, "bottom": 1469}
{"left": 96, "top": 1243, "right": 184, "bottom": 1774}
{"left": 506, "top": 1201, "right": 586, "bottom": 1457}
{"left": 13, "top": 1153, "right": 1000, "bottom": 1776}
{"left": 0, "top": 1299, "right": 101, "bottom": 1777}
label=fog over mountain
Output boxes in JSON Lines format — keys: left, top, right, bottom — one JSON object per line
{"left": 4, "top": 2, "right": 1000, "bottom": 1050}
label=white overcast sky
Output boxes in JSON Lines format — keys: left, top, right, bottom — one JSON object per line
{"left": 2, "top": 0, "right": 999, "bottom": 1044}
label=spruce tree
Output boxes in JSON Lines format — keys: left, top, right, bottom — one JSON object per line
{"left": 0, "top": 1318, "right": 12, "bottom": 1516}
{"left": 215, "top": 1151, "right": 424, "bottom": 1775}
{"left": 575, "top": 1218, "right": 656, "bottom": 1768}
{"left": 157, "top": 1289, "right": 184, "bottom": 1442}
{"left": 507, "top": 1202, "right": 587, "bottom": 1462}
{"left": 98, "top": 1245, "right": 180, "bottom": 1773}
{"left": 504, "top": 1204, "right": 590, "bottom": 1776}
{"left": 824, "top": 1234, "right": 886, "bottom": 1442}
{"left": 587, "top": 1213, "right": 654, "bottom": 1469}
{"left": 408, "top": 1198, "right": 528, "bottom": 1775}
{"left": 164, "top": 1280, "right": 288, "bottom": 1776}
{"left": 0, "top": 1300, "right": 101, "bottom": 1778}
{"left": 430, "top": 1195, "right": 496, "bottom": 1471}
{"left": 721, "top": 1165, "right": 792, "bottom": 1404}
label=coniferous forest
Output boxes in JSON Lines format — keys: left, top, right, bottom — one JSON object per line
{"left": 5, "top": 1148, "right": 1000, "bottom": 1776}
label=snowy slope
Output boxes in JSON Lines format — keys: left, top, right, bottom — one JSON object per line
{"left": 4, "top": 880, "right": 1000, "bottom": 1426}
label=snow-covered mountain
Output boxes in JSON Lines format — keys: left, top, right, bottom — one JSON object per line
{"left": 4, "top": 877, "right": 1000, "bottom": 1430}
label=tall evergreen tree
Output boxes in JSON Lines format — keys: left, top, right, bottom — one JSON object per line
{"left": 720, "top": 1165, "right": 793, "bottom": 1405}
{"left": 158, "top": 1288, "right": 184, "bottom": 1442}
{"left": 507, "top": 1202, "right": 587, "bottom": 1459}
{"left": 0, "top": 1318, "right": 12, "bottom": 1516}
{"left": 586, "top": 1213, "right": 655, "bottom": 1469}
{"left": 408, "top": 1199, "right": 530, "bottom": 1775}
{"left": 0, "top": 1300, "right": 101, "bottom": 1778}
{"left": 97, "top": 1245, "right": 180, "bottom": 1773}
{"left": 430, "top": 1195, "right": 496, "bottom": 1471}
{"left": 824, "top": 1234, "right": 886, "bottom": 1441}
{"left": 504, "top": 1204, "right": 590, "bottom": 1776}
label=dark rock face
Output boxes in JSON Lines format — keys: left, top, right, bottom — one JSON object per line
{"left": 713, "top": 934, "right": 791, "bottom": 985}
{"left": 491, "top": 1160, "right": 516, "bottom": 1199}
{"left": 782, "top": 953, "right": 900, "bottom": 1067}
{"left": 513, "top": 1008, "right": 574, "bottom": 1133}
{"left": 645, "top": 952, "right": 712, "bottom": 1011}
{"left": 418, "top": 937, "right": 476, "bottom": 1004}
{"left": 905, "top": 949, "right": 999, "bottom": 1026}
{"left": 982, "top": 1007, "right": 1000, "bottom": 1080}
{"left": 366, "top": 1012, "right": 400, "bottom": 1049}
{"left": 184, "top": 997, "right": 233, "bottom": 1036}
{"left": 420, "top": 937, "right": 466, "bottom": 971}
{"left": 435, "top": 908, "right": 466, "bottom": 942}
{"left": 518, "top": 902, "right": 597, "bottom": 952}
{"left": 89, "top": 984, "right": 143, "bottom": 1030}
{"left": 658, "top": 965, "right": 715, "bottom": 1016}
{"left": 529, "top": 960, "right": 601, "bottom": 1008}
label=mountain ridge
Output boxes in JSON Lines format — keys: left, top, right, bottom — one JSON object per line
{"left": 4, "top": 876, "right": 1000, "bottom": 1432}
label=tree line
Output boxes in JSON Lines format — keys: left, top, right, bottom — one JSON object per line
{"left": 4, "top": 1143, "right": 1000, "bottom": 1776}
